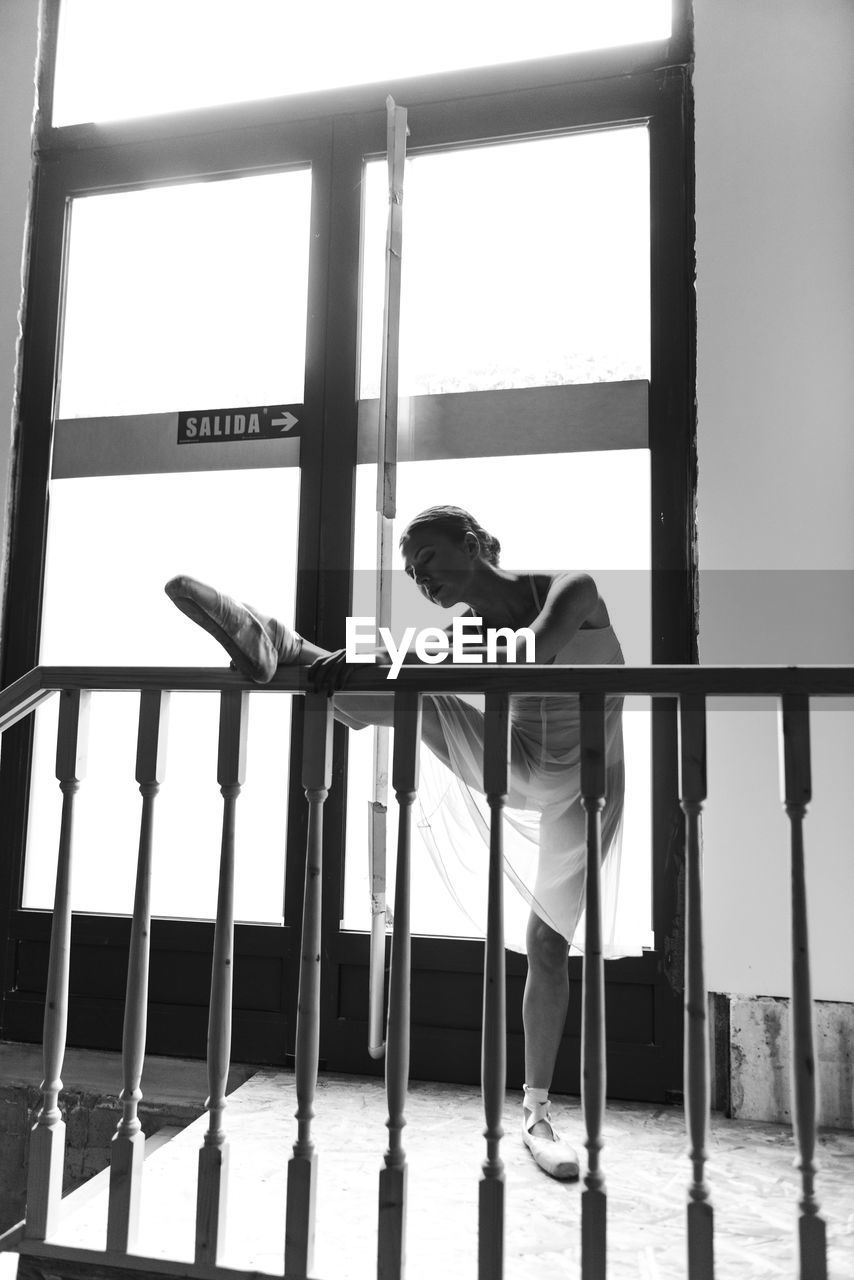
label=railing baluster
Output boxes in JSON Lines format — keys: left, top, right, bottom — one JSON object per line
{"left": 195, "top": 689, "right": 248, "bottom": 1266}
{"left": 25, "top": 689, "right": 90, "bottom": 1242}
{"left": 479, "top": 693, "right": 509, "bottom": 1280}
{"left": 679, "top": 694, "right": 714, "bottom": 1279}
{"left": 378, "top": 690, "right": 421, "bottom": 1280}
{"left": 107, "top": 690, "right": 169, "bottom": 1253}
{"left": 779, "top": 694, "right": 828, "bottom": 1280}
{"left": 285, "top": 691, "right": 333, "bottom": 1279}
{"left": 580, "top": 692, "right": 607, "bottom": 1280}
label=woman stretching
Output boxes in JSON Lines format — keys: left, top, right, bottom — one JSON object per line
{"left": 165, "top": 504, "right": 625, "bottom": 1181}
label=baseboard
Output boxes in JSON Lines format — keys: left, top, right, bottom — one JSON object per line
{"left": 712, "top": 994, "right": 854, "bottom": 1130}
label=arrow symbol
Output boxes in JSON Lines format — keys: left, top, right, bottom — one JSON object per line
{"left": 271, "top": 410, "right": 298, "bottom": 432}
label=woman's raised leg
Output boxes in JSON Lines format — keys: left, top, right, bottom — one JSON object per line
{"left": 164, "top": 575, "right": 498, "bottom": 759}
{"left": 164, "top": 574, "right": 330, "bottom": 681}
{"left": 163, "top": 576, "right": 490, "bottom": 769}
{"left": 333, "top": 692, "right": 489, "bottom": 779}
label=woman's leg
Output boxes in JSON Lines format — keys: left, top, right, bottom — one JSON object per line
{"left": 163, "top": 575, "right": 502, "bottom": 776}
{"left": 333, "top": 692, "right": 497, "bottom": 787}
{"left": 164, "top": 574, "right": 331, "bottom": 681}
{"left": 520, "top": 909, "right": 580, "bottom": 1179}
{"left": 523, "top": 910, "right": 570, "bottom": 1096}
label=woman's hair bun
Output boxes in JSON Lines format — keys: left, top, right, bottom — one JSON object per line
{"left": 400, "top": 505, "right": 501, "bottom": 566}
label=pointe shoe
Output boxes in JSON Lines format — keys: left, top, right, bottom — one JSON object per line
{"left": 522, "top": 1100, "right": 580, "bottom": 1180}
{"left": 164, "top": 575, "right": 300, "bottom": 684}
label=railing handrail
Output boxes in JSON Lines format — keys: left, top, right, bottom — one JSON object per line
{"left": 1, "top": 661, "right": 854, "bottom": 723}
{"left": 0, "top": 668, "right": 52, "bottom": 734}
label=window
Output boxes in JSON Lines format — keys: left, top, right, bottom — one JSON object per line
{"left": 53, "top": 0, "right": 673, "bottom": 125}
{"left": 23, "top": 167, "right": 311, "bottom": 923}
{"left": 345, "top": 452, "right": 653, "bottom": 952}
{"left": 345, "top": 129, "right": 653, "bottom": 951}
{"left": 0, "top": 1, "right": 694, "bottom": 1091}
{"left": 27, "top": 469, "right": 299, "bottom": 922}
{"left": 57, "top": 171, "right": 311, "bottom": 418}
{"left": 359, "top": 129, "right": 650, "bottom": 397}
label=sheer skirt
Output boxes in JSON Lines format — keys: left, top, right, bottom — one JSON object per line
{"left": 334, "top": 678, "right": 626, "bottom": 955}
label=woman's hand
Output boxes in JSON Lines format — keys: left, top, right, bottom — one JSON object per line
{"left": 308, "top": 646, "right": 392, "bottom": 693}
{"left": 308, "top": 647, "right": 352, "bottom": 693}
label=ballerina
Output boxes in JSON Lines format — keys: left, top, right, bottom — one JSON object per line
{"left": 165, "top": 503, "right": 625, "bottom": 1180}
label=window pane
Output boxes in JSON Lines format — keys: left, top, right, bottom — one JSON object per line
{"left": 360, "top": 128, "right": 649, "bottom": 398}
{"left": 53, "top": 0, "right": 672, "bottom": 126}
{"left": 58, "top": 170, "right": 312, "bottom": 419}
{"left": 343, "top": 452, "right": 652, "bottom": 951}
{"left": 24, "top": 469, "right": 299, "bottom": 922}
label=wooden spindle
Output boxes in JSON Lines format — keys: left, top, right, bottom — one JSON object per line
{"left": 25, "top": 688, "right": 90, "bottom": 1241}
{"left": 107, "top": 691, "right": 169, "bottom": 1253}
{"left": 580, "top": 693, "right": 607, "bottom": 1280}
{"left": 678, "top": 694, "right": 714, "bottom": 1280}
{"left": 779, "top": 694, "right": 828, "bottom": 1280}
{"left": 285, "top": 692, "right": 333, "bottom": 1279}
{"left": 378, "top": 690, "right": 421, "bottom": 1280}
{"left": 479, "top": 693, "right": 509, "bottom": 1280}
{"left": 195, "top": 689, "right": 248, "bottom": 1267}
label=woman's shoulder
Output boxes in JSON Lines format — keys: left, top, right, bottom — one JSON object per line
{"left": 531, "top": 570, "right": 611, "bottom": 629}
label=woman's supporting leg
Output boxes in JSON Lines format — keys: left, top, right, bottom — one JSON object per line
{"left": 521, "top": 910, "right": 580, "bottom": 1179}
{"left": 523, "top": 911, "right": 570, "bottom": 1097}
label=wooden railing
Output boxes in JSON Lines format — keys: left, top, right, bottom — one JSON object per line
{"left": 1, "top": 662, "right": 852, "bottom": 1280}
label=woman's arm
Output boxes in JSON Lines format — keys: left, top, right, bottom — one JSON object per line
{"left": 308, "top": 576, "right": 603, "bottom": 688}
{"left": 521, "top": 571, "right": 602, "bottom": 663}
{"left": 377, "top": 578, "right": 602, "bottom": 666}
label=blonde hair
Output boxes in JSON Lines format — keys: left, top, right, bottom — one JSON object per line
{"left": 399, "top": 505, "right": 501, "bottom": 565}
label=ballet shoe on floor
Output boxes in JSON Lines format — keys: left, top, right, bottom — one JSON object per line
{"left": 164, "top": 574, "right": 300, "bottom": 684}
{"left": 522, "top": 1101, "right": 580, "bottom": 1181}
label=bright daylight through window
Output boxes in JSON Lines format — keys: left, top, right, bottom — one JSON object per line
{"left": 345, "top": 126, "right": 653, "bottom": 950}
{"left": 24, "top": 169, "right": 310, "bottom": 922}
{"left": 27, "top": 5, "right": 661, "bottom": 945}
{"left": 52, "top": 0, "right": 671, "bottom": 124}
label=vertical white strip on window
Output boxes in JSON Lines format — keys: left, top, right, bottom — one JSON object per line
{"left": 368, "top": 99, "right": 409, "bottom": 1058}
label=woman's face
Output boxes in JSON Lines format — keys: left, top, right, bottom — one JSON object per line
{"left": 400, "top": 526, "right": 479, "bottom": 607}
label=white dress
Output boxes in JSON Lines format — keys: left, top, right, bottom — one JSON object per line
{"left": 412, "top": 616, "right": 626, "bottom": 952}
{"left": 335, "top": 585, "right": 626, "bottom": 954}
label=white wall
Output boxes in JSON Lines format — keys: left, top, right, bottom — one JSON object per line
{"left": 694, "top": 0, "right": 854, "bottom": 999}
{"left": 0, "top": 0, "right": 39, "bottom": 664}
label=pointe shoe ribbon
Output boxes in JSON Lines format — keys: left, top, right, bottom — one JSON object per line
{"left": 164, "top": 574, "right": 299, "bottom": 684}
{"left": 522, "top": 1099, "right": 580, "bottom": 1180}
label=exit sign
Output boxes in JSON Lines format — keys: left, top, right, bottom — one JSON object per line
{"left": 177, "top": 404, "right": 302, "bottom": 445}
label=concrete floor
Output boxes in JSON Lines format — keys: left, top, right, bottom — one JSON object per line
{"left": 35, "top": 1070, "right": 854, "bottom": 1279}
